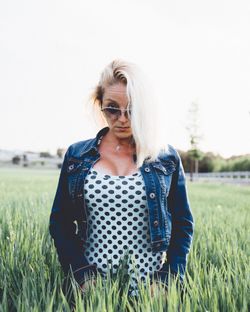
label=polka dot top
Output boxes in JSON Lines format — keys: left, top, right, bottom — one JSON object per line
{"left": 83, "top": 168, "right": 166, "bottom": 294}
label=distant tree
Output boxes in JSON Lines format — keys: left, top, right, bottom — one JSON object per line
{"left": 57, "top": 148, "right": 64, "bottom": 158}
{"left": 220, "top": 155, "right": 250, "bottom": 172}
{"left": 199, "top": 153, "right": 215, "bottom": 172}
{"left": 232, "top": 158, "right": 250, "bottom": 171}
{"left": 186, "top": 100, "right": 204, "bottom": 181}
{"left": 178, "top": 150, "right": 190, "bottom": 172}
{"left": 22, "top": 154, "right": 29, "bottom": 167}
{"left": 181, "top": 149, "right": 250, "bottom": 173}
{"left": 12, "top": 155, "right": 21, "bottom": 165}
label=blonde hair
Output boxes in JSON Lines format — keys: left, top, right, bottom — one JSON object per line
{"left": 90, "top": 59, "right": 168, "bottom": 167}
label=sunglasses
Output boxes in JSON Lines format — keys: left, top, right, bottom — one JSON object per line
{"left": 101, "top": 106, "right": 132, "bottom": 120}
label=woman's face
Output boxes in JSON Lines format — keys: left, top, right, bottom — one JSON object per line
{"left": 101, "top": 82, "right": 132, "bottom": 140}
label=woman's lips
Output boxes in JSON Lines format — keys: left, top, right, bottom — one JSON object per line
{"left": 116, "top": 127, "right": 129, "bottom": 131}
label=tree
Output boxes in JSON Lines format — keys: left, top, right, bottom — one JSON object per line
{"left": 12, "top": 155, "right": 21, "bottom": 165}
{"left": 186, "top": 100, "right": 204, "bottom": 181}
{"left": 56, "top": 148, "right": 65, "bottom": 158}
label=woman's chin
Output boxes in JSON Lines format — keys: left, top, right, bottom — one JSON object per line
{"left": 116, "top": 133, "right": 132, "bottom": 140}
{"left": 113, "top": 127, "right": 132, "bottom": 138}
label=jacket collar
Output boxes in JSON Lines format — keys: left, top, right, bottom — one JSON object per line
{"left": 79, "top": 126, "right": 109, "bottom": 157}
{"left": 78, "top": 127, "right": 176, "bottom": 172}
{"left": 78, "top": 126, "right": 138, "bottom": 162}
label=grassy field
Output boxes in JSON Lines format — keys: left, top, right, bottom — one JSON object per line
{"left": 0, "top": 168, "right": 249, "bottom": 311}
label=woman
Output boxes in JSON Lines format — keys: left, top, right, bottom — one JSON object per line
{"left": 49, "top": 59, "right": 194, "bottom": 299}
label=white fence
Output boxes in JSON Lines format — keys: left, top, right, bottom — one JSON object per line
{"left": 187, "top": 171, "right": 250, "bottom": 184}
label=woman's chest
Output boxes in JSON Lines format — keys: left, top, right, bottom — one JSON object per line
{"left": 92, "top": 153, "right": 137, "bottom": 176}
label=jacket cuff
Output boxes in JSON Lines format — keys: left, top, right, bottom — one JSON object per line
{"left": 150, "top": 264, "right": 184, "bottom": 290}
{"left": 72, "top": 264, "right": 98, "bottom": 286}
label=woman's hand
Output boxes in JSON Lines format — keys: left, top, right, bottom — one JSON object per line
{"left": 150, "top": 282, "right": 158, "bottom": 297}
{"left": 80, "top": 279, "right": 96, "bottom": 294}
{"left": 150, "top": 281, "right": 167, "bottom": 298}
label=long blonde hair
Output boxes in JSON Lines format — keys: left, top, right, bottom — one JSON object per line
{"left": 90, "top": 59, "right": 168, "bottom": 167}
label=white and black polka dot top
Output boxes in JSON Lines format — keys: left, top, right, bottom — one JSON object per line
{"left": 83, "top": 168, "right": 166, "bottom": 292}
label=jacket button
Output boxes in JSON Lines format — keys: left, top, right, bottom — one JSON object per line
{"left": 69, "top": 164, "right": 74, "bottom": 171}
{"left": 153, "top": 220, "right": 159, "bottom": 227}
{"left": 156, "top": 242, "right": 161, "bottom": 248}
{"left": 149, "top": 192, "right": 155, "bottom": 199}
{"left": 145, "top": 167, "right": 150, "bottom": 172}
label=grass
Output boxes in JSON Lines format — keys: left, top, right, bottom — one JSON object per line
{"left": 0, "top": 168, "right": 249, "bottom": 311}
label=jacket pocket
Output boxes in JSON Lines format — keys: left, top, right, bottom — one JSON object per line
{"left": 67, "top": 157, "right": 85, "bottom": 174}
{"left": 153, "top": 161, "right": 176, "bottom": 198}
{"left": 67, "top": 158, "right": 86, "bottom": 200}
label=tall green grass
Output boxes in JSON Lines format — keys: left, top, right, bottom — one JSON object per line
{"left": 0, "top": 168, "right": 249, "bottom": 311}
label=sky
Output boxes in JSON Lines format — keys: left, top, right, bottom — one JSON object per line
{"left": 0, "top": 0, "right": 250, "bottom": 158}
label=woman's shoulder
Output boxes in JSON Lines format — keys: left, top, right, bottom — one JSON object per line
{"left": 64, "top": 127, "right": 109, "bottom": 159}
{"left": 65, "top": 137, "right": 96, "bottom": 159}
{"left": 155, "top": 144, "right": 182, "bottom": 169}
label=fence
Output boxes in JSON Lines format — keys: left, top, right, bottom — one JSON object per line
{"left": 187, "top": 171, "right": 250, "bottom": 184}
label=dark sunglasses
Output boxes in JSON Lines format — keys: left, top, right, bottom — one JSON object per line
{"left": 101, "top": 106, "right": 132, "bottom": 120}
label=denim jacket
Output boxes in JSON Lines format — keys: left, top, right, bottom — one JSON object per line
{"left": 49, "top": 127, "right": 194, "bottom": 287}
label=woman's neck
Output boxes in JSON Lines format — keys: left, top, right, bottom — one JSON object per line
{"left": 102, "top": 131, "right": 135, "bottom": 153}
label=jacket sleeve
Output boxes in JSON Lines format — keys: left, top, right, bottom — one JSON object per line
{"left": 153, "top": 150, "right": 194, "bottom": 287}
{"left": 49, "top": 148, "right": 98, "bottom": 286}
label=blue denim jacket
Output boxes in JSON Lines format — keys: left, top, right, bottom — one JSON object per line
{"left": 49, "top": 127, "right": 194, "bottom": 287}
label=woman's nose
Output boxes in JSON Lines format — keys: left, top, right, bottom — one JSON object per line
{"left": 118, "top": 111, "right": 129, "bottom": 122}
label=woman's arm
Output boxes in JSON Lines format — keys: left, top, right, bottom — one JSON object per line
{"left": 153, "top": 150, "right": 194, "bottom": 286}
{"left": 49, "top": 148, "right": 97, "bottom": 286}
{"left": 166, "top": 151, "right": 194, "bottom": 279}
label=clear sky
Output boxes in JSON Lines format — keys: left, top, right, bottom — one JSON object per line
{"left": 0, "top": 0, "right": 250, "bottom": 157}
